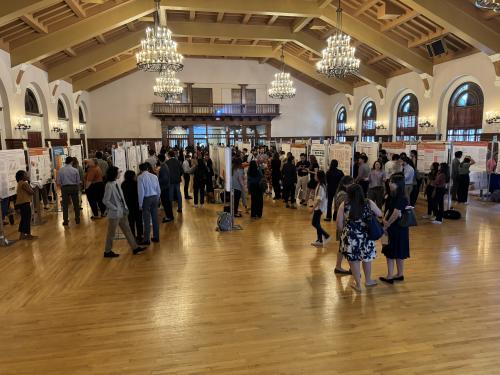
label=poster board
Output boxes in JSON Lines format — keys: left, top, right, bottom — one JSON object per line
{"left": 218, "top": 146, "right": 226, "bottom": 181}
{"left": 0, "top": 149, "right": 27, "bottom": 198}
{"left": 356, "top": 142, "right": 379, "bottom": 166}
{"left": 417, "top": 142, "right": 447, "bottom": 172}
{"left": 113, "top": 147, "right": 127, "bottom": 182}
{"left": 290, "top": 144, "right": 306, "bottom": 163}
{"left": 52, "top": 146, "right": 68, "bottom": 171}
{"left": 310, "top": 143, "right": 326, "bottom": 170}
{"left": 383, "top": 142, "right": 409, "bottom": 158}
{"left": 140, "top": 144, "right": 149, "bottom": 163}
{"left": 28, "top": 148, "right": 52, "bottom": 185}
{"left": 453, "top": 142, "right": 489, "bottom": 172}
{"left": 329, "top": 143, "right": 352, "bottom": 176}
{"left": 68, "top": 145, "right": 83, "bottom": 166}
{"left": 154, "top": 141, "right": 162, "bottom": 155}
{"left": 281, "top": 143, "right": 291, "bottom": 154}
{"left": 126, "top": 146, "right": 139, "bottom": 173}
{"left": 241, "top": 143, "right": 251, "bottom": 152}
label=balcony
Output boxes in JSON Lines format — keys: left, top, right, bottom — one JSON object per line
{"left": 152, "top": 103, "right": 280, "bottom": 118}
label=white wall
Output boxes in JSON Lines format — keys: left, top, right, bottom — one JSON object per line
{"left": 331, "top": 52, "right": 500, "bottom": 139}
{"left": 88, "top": 58, "right": 333, "bottom": 139}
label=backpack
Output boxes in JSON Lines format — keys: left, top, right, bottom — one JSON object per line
{"left": 443, "top": 209, "right": 461, "bottom": 220}
{"left": 217, "top": 212, "right": 232, "bottom": 231}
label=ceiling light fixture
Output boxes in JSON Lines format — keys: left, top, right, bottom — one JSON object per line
{"left": 474, "top": 0, "right": 500, "bottom": 12}
{"left": 316, "top": 0, "right": 360, "bottom": 78}
{"left": 268, "top": 45, "right": 296, "bottom": 100}
{"left": 136, "top": 0, "right": 184, "bottom": 72}
{"left": 153, "top": 70, "right": 183, "bottom": 102}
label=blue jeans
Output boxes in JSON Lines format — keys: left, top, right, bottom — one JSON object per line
{"left": 142, "top": 195, "right": 159, "bottom": 242}
{"left": 169, "top": 183, "right": 182, "bottom": 210}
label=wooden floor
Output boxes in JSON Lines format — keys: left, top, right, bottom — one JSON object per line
{"left": 1, "top": 193, "right": 500, "bottom": 375}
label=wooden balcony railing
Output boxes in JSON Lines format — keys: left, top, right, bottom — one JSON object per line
{"left": 152, "top": 103, "right": 280, "bottom": 116}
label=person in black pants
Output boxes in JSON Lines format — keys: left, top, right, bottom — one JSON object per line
{"left": 15, "top": 170, "right": 36, "bottom": 240}
{"left": 271, "top": 153, "right": 282, "bottom": 200}
{"left": 204, "top": 153, "right": 214, "bottom": 202}
{"left": 193, "top": 156, "right": 208, "bottom": 207}
{"left": 282, "top": 156, "right": 297, "bottom": 208}
{"left": 325, "top": 159, "right": 344, "bottom": 221}
{"left": 247, "top": 160, "right": 264, "bottom": 218}
{"left": 231, "top": 158, "right": 245, "bottom": 217}
{"left": 431, "top": 163, "right": 448, "bottom": 224}
{"left": 182, "top": 154, "right": 193, "bottom": 199}
{"left": 158, "top": 154, "right": 174, "bottom": 222}
{"left": 121, "top": 170, "right": 144, "bottom": 242}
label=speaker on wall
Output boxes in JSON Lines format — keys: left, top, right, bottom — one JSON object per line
{"left": 426, "top": 39, "right": 447, "bottom": 58}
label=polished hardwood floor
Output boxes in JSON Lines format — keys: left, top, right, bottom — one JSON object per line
{"left": 0, "top": 193, "right": 499, "bottom": 374}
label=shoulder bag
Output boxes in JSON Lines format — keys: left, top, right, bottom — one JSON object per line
{"left": 400, "top": 206, "right": 417, "bottom": 227}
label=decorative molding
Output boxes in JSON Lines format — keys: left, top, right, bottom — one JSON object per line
{"left": 420, "top": 73, "right": 433, "bottom": 98}
{"left": 376, "top": 85, "right": 386, "bottom": 105}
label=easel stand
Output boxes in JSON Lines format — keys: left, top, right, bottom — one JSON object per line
{"left": 229, "top": 188, "right": 242, "bottom": 231}
{"left": 0, "top": 198, "right": 15, "bottom": 247}
{"left": 32, "top": 186, "right": 46, "bottom": 226}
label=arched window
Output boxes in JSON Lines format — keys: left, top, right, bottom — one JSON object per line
{"left": 25, "top": 88, "right": 40, "bottom": 115}
{"left": 396, "top": 94, "right": 418, "bottom": 141}
{"left": 57, "top": 99, "right": 67, "bottom": 119}
{"left": 447, "top": 82, "right": 483, "bottom": 141}
{"left": 79, "top": 106, "right": 86, "bottom": 124}
{"left": 336, "top": 106, "right": 347, "bottom": 142}
{"left": 361, "top": 101, "right": 376, "bottom": 142}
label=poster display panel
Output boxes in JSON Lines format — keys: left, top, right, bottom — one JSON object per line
{"left": 417, "top": 142, "right": 447, "bottom": 172}
{"left": 329, "top": 143, "right": 352, "bottom": 176}
{"left": 52, "top": 146, "right": 68, "bottom": 171}
{"left": 113, "top": 148, "right": 127, "bottom": 175}
{"left": 154, "top": 141, "right": 162, "bottom": 155}
{"left": 453, "top": 141, "right": 489, "bottom": 172}
{"left": 139, "top": 144, "right": 149, "bottom": 163}
{"left": 68, "top": 145, "right": 83, "bottom": 166}
{"left": 383, "top": 142, "right": 409, "bottom": 158}
{"left": 28, "top": 148, "right": 52, "bottom": 185}
{"left": 356, "top": 142, "right": 379, "bottom": 165}
{"left": 290, "top": 144, "right": 306, "bottom": 163}
{"left": 126, "top": 146, "right": 139, "bottom": 173}
{"left": 218, "top": 146, "right": 226, "bottom": 180}
{"left": 310, "top": 143, "right": 326, "bottom": 170}
{"left": 0, "top": 149, "right": 27, "bottom": 198}
{"left": 281, "top": 143, "right": 291, "bottom": 154}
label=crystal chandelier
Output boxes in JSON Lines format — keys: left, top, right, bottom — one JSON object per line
{"left": 136, "top": 0, "right": 184, "bottom": 72}
{"left": 474, "top": 0, "right": 500, "bottom": 11}
{"left": 268, "top": 45, "right": 296, "bottom": 100}
{"left": 316, "top": 0, "right": 360, "bottom": 78}
{"left": 153, "top": 70, "right": 183, "bottom": 102}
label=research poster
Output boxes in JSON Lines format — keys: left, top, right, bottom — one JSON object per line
{"left": 28, "top": 148, "right": 52, "bottom": 185}
{"left": 126, "top": 146, "right": 139, "bottom": 173}
{"left": 281, "top": 143, "right": 291, "bottom": 154}
{"left": 140, "top": 144, "right": 149, "bottom": 163}
{"left": 0, "top": 149, "right": 27, "bottom": 198}
{"left": 290, "top": 144, "right": 306, "bottom": 163}
{"left": 113, "top": 147, "right": 127, "bottom": 176}
{"left": 52, "top": 146, "right": 67, "bottom": 171}
{"left": 356, "top": 142, "right": 379, "bottom": 165}
{"left": 417, "top": 142, "right": 448, "bottom": 172}
{"left": 310, "top": 143, "right": 327, "bottom": 170}
{"left": 218, "top": 146, "right": 226, "bottom": 181}
{"left": 329, "top": 143, "right": 352, "bottom": 176}
{"left": 68, "top": 145, "right": 83, "bottom": 166}
{"left": 453, "top": 141, "right": 489, "bottom": 172}
{"left": 154, "top": 141, "right": 162, "bottom": 155}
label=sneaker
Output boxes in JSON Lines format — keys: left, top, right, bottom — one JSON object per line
{"left": 104, "top": 251, "right": 119, "bottom": 258}
{"left": 75, "top": 219, "right": 80, "bottom": 224}
{"left": 430, "top": 216, "right": 436, "bottom": 221}
{"left": 324, "top": 218, "right": 332, "bottom": 222}
{"left": 162, "top": 217, "right": 173, "bottom": 223}
{"left": 323, "top": 236, "right": 332, "bottom": 245}
{"left": 421, "top": 214, "right": 431, "bottom": 219}
{"left": 311, "top": 241, "right": 323, "bottom": 247}
{"left": 431, "top": 220, "right": 442, "bottom": 224}
{"left": 133, "top": 247, "right": 146, "bottom": 255}
{"left": 62, "top": 221, "right": 69, "bottom": 226}
{"left": 194, "top": 204, "right": 199, "bottom": 208}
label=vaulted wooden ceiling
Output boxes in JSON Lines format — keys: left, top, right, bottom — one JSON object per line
{"left": 0, "top": 0, "right": 499, "bottom": 95}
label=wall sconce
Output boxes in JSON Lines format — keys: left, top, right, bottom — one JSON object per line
{"left": 15, "top": 116, "right": 31, "bottom": 131}
{"left": 51, "top": 121, "right": 65, "bottom": 133}
{"left": 418, "top": 117, "right": 434, "bottom": 128}
{"left": 486, "top": 112, "right": 500, "bottom": 125}
{"left": 75, "top": 127, "right": 85, "bottom": 134}
{"left": 375, "top": 122, "right": 386, "bottom": 130}
{"left": 345, "top": 126, "right": 354, "bottom": 132}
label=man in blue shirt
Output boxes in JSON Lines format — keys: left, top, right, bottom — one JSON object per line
{"left": 56, "top": 156, "right": 81, "bottom": 226}
{"left": 137, "top": 162, "right": 161, "bottom": 245}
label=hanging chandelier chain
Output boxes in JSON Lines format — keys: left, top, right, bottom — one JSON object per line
{"left": 280, "top": 44, "right": 285, "bottom": 73}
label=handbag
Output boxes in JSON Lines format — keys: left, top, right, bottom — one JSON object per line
{"left": 366, "top": 213, "right": 384, "bottom": 241}
{"left": 400, "top": 206, "right": 417, "bottom": 227}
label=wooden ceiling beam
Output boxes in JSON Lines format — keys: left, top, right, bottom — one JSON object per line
{"left": 64, "top": 47, "right": 77, "bottom": 57}
{"left": 399, "top": 0, "right": 500, "bottom": 55}
{"left": 408, "top": 29, "right": 448, "bottom": 48}
{"left": 20, "top": 14, "right": 48, "bottom": 34}
{"left": 367, "top": 54, "right": 386, "bottom": 65}
{"left": 267, "top": 15, "right": 278, "bottom": 25}
{"left": 10, "top": 0, "right": 153, "bottom": 66}
{"left": 317, "top": 0, "right": 333, "bottom": 9}
{"left": 95, "top": 34, "right": 106, "bottom": 44}
{"left": 242, "top": 14, "right": 252, "bottom": 24}
{"left": 380, "top": 10, "right": 418, "bottom": 32}
{"left": 216, "top": 12, "right": 224, "bottom": 22}
{"left": 64, "top": 0, "right": 86, "bottom": 18}
{"left": 292, "top": 17, "right": 313, "bottom": 33}
{"left": 189, "top": 11, "right": 196, "bottom": 21}
{"left": 0, "top": 0, "right": 60, "bottom": 27}
{"left": 353, "top": 0, "right": 379, "bottom": 17}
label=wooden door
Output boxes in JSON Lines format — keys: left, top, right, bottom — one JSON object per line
{"left": 27, "top": 131, "right": 42, "bottom": 148}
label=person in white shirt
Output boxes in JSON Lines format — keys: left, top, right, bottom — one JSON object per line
{"left": 145, "top": 148, "right": 158, "bottom": 169}
{"left": 384, "top": 154, "right": 402, "bottom": 179}
{"left": 401, "top": 157, "right": 415, "bottom": 200}
{"left": 311, "top": 171, "right": 332, "bottom": 247}
{"left": 182, "top": 153, "right": 194, "bottom": 199}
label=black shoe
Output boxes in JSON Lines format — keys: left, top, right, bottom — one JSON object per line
{"left": 177, "top": 209, "right": 182, "bottom": 213}
{"left": 133, "top": 247, "right": 146, "bottom": 255}
{"left": 75, "top": 219, "right": 80, "bottom": 224}
{"left": 324, "top": 218, "right": 332, "bottom": 222}
{"left": 62, "top": 221, "right": 69, "bottom": 226}
{"left": 185, "top": 197, "right": 192, "bottom": 200}
{"left": 104, "top": 251, "right": 119, "bottom": 258}
{"left": 162, "top": 217, "right": 173, "bottom": 223}
{"left": 334, "top": 268, "right": 352, "bottom": 275}
{"left": 139, "top": 240, "right": 151, "bottom": 246}
{"left": 151, "top": 238, "right": 159, "bottom": 243}
{"left": 379, "top": 277, "right": 394, "bottom": 284}
{"left": 393, "top": 275, "right": 405, "bottom": 281}
{"left": 8, "top": 215, "right": 14, "bottom": 225}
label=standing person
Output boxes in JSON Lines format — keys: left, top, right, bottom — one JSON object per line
{"left": 102, "top": 166, "right": 146, "bottom": 258}
{"left": 457, "top": 156, "right": 475, "bottom": 204}
{"left": 423, "top": 162, "right": 439, "bottom": 219}
{"left": 432, "top": 163, "right": 448, "bottom": 224}
{"left": 95, "top": 151, "right": 109, "bottom": 181}
{"left": 352, "top": 152, "right": 361, "bottom": 179}
{"left": 306, "top": 155, "right": 320, "bottom": 206}
{"left": 145, "top": 148, "right": 158, "bottom": 169}
{"left": 15, "top": 170, "right": 36, "bottom": 240}
{"left": 137, "top": 163, "right": 161, "bottom": 245}
{"left": 296, "top": 153, "right": 311, "bottom": 205}
{"left": 193, "top": 155, "right": 208, "bottom": 208}
{"left": 385, "top": 154, "right": 402, "bottom": 180}
{"left": 247, "top": 160, "right": 264, "bottom": 219}
{"left": 56, "top": 156, "right": 81, "bottom": 226}
{"left": 451, "top": 151, "right": 463, "bottom": 201}
{"left": 158, "top": 154, "right": 173, "bottom": 222}
{"left": 72, "top": 157, "right": 84, "bottom": 209}
{"left": 325, "top": 160, "right": 344, "bottom": 221}
{"left": 182, "top": 153, "right": 193, "bottom": 200}
{"left": 355, "top": 155, "right": 370, "bottom": 197}
{"left": 166, "top": 150, "right": 183, "bottom": 213}
{"left": 380, "top": 174, "right": 410, "bottom": 284}
{"left": 410, "top": 150, "right": 422, "bottom": 206}
{"left": 310, "top": 171, "right": 332, "bottom": 247}
{"left": 271, "top": 153, "right": 282, "bottom": 200}
{"left": 85, "top": 159, "right": 106, "bottom": 219}
{"left": 487, "top": 152, "right": 498, "bottom": 173}
{"left": 121, "top": 170, "right": 144, "bottom": 242}
{"left": 337, "top": 184, "right": 382, "bottom": 292}
{"left": 282, "top": 156, "right": 297, "bottom": 209}
{"left": 333, "top": 176, "right": 354, "bottom": 275}
{"left": 367, "top": 160, "right": 385, "bottom": 209}
{"left": 204, "top": 153, "right": 215, "bottom": 202}
{"left": 379, "top": 149, "right": 389, "bottom": 165}
{"left": 401, "top": 157, "right": 415, "bottom": 200}
{"left": 231, "top": 158, "right": 245, "bottom": 217}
